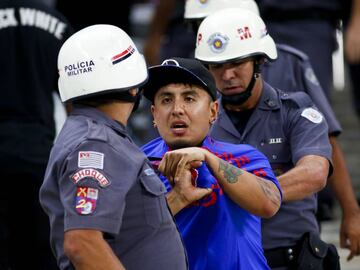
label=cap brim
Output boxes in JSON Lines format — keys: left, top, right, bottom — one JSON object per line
{"left": 142, "top": 65, "right": 210, "bottom": 102}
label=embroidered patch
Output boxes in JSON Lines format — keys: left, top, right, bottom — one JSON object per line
{"left": 301, "top": 108, "right": 323, "bottom": 124}
{"left": 71, "top": 168, "right": 110, "bottom": 187}
{"left": 75, "top": 187, "right": 98, "bottom": 215}
{"left": 78, "top": 151, "right": 104, "bottom": 169}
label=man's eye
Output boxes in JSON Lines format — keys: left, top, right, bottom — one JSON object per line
{"left": 161, "top": 98, "right": 171, "bottom": 104}
{"left": 185, "top": 97, "right": 195, "bottom": 102}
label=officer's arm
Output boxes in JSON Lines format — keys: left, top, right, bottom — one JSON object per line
{"left": 160, "top": 147, "right": 281, "bottom": 218}
{"left": 64, "top": 229, "right": 125, "bottom": 270}
{"left": 277, "top": 155, "right": 328, "bottom": 202}
{"left": 328, "top": 136, "right": 360, "bottom": 260}
{"left": 344, "top": 0, "right": 360, "bottom": 63}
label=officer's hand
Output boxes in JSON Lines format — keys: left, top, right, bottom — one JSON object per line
{"left": 167, "top": 168, "right": 212, "bottom": 215}
{"left": 345, "top": 20, "right": 360, "bottom": 64}
{"left": 159, "top": 147, "right": 207, "bottom": 183}
{"left": 340, "top": 209, "right": 360, "bottom": 260}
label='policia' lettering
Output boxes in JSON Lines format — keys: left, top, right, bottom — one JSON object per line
{"left": 65, "top": 61, "right": 95, "bottom": 76}
{"left": 0, "top": 7, "right": 66, "bottom": 40}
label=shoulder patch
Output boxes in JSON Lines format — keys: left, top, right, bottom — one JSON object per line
{"left": 301, "top": 108, "right": 323, "bottom": 123}
{"left": 78, "top": 151, "right": 104, "bottom": 169}
{"left": 75, "top": 186, "right": 99, "bottom": 215}
{"left": 276, "top": 43, "right": 309, "bottom": 61}
{"left": 71, "top": 168, "right": 110, "bottom": 187}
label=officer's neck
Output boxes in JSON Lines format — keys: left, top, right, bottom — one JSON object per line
{"left": 97, "top": 101, "right": 133, "bottom": 126}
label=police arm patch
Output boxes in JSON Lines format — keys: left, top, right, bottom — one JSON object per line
{"left": 75, "top": 187, "right": 99, "bottom": 215}
{"left": 301, "top": 108, "right": 323, "bottom": 124}
{"left": 71, "top": 168, "right": 110, "bottom": 187}
{"left": 78, "top": 151, "right": 104, "bottom": 169}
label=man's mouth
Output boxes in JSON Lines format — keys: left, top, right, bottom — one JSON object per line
{"left": 170, "top": 121, "right": 188, "bottom": 135}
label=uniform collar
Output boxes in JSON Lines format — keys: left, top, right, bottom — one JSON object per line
{"left": 218, "top": 81, "right": 279, "bottom": 113}
{"left": 257, "top": 82, "right": 281, "bottom": 111}
{"left": 71, "top": 105, "right": 129, "bottom": 135}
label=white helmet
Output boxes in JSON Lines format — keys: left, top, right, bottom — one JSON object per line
{"left": 195, "top": 8, "right": 277, "bottom": 64}
{"left": 58, "top": 24, "right": 148, "bottom": 102}
{"left": 184, "top": 0, "right": 260, "bottom": 20}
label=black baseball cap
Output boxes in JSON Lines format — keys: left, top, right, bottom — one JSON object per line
{"left": 142, "top": 57, "right": 218, "bottom": 102}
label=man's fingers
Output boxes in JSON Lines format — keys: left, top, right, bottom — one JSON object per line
{"left": 193, "top": 188, "right": 212, "bottom": 201}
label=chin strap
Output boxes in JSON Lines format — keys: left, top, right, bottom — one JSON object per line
{"left": 221, "top": 60, "right": 261, "bottom": 106}
{"left": 113, "top": 90, "right": 142, "bottom": 112}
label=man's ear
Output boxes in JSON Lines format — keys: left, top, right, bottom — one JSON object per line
{"left": 210, "top": 100, "right": 219, "bottom": 124}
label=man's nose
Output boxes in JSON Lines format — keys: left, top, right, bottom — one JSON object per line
{"left": 171, "top": 101, "right": 185, "bottom": 115}
{"left": 222, "top": 67, "right": 236, "bottom": 81}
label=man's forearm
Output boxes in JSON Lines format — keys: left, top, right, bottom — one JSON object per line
{"left": 205, "top": 152, "right": 281, "bottom": 217}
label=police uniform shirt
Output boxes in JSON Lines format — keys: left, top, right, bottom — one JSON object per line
{"left": 262, "top": 43, "right": 342, "bottom": 136}
{"left": 39, "top": 106, "right": 187, "bottom": 270}
{"left": 0, "top": 0, "right": 73, "bottom": 168}
{"left": 210, "top": 82, "right": 332, "bottom": 250}
{"left": 256, "top": 0, "right": 341, "bottom": 14}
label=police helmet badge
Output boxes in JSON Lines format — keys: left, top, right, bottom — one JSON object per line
{"left": 199, "top": 0, "right": 208, "bottom": 4}
{"left": 207, "top": 33, "right": 229, "bottom": 53}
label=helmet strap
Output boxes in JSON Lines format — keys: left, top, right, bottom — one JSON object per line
{"left": 116, "top": 90, "right": 142, "bottom": 112}
{"left": 221, "top": 60, "right": 260, "bottom": 106}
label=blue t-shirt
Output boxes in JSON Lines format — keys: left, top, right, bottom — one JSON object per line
{"left": 142, "top": 136, "right": 281, "bottom": 270}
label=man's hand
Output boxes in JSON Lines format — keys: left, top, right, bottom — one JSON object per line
{"left": 340, "top": 210, "right": 360, "bottom": 260}
{"left": 159, "top": 147, "right": 207, "bottom": 183}
{"left": 166, "top": 168, "right": 212, "bottom": 215}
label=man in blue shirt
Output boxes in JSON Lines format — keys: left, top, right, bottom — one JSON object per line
{"left": 141, "top": 57, "right": 282, "bottom": 270}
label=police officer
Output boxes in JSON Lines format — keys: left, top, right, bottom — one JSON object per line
{"left": 196, "top": 9, "right": 336, "bottom": 269}
{"left": 186, "top": 0, "right": 360, "bottom": 261}
{"left": 39, "top": 25, "right": 189, "bottom": 270}
{"left": 255, "top": 0, "right": 341, "bottom": 101}
{"left": 0, "top": 0, "right": 73, "bottom": 269}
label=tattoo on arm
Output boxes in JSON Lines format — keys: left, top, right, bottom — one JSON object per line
{"left": 218, "top": 159, "right": 243, "bottom": 183}
{"left": 257, "top": 177, "right": 281, "bottom": 207}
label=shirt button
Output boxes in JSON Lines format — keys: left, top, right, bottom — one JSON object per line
{"left": 272, "top": 155, "right": 277, "bottom": 160}
{"left": 260, "top": 142, "right": 264, "bottom": 146}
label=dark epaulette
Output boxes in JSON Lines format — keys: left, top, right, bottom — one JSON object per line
{"left": 84, "top": 119, "right": 109, "bottom": 142}
{"left": 276, "top": 43, "right": 309, "bottom": 62}
{"left": 278, "top": 88, "right": 313, "bottom": 108}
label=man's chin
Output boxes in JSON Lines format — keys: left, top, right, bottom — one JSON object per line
{"left": 167, "top": 140, "right": 193, "bottom": 150}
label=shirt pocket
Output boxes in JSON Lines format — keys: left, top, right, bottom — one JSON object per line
{"left": 139, "top": 174, "right": 167, "bottom": 228}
